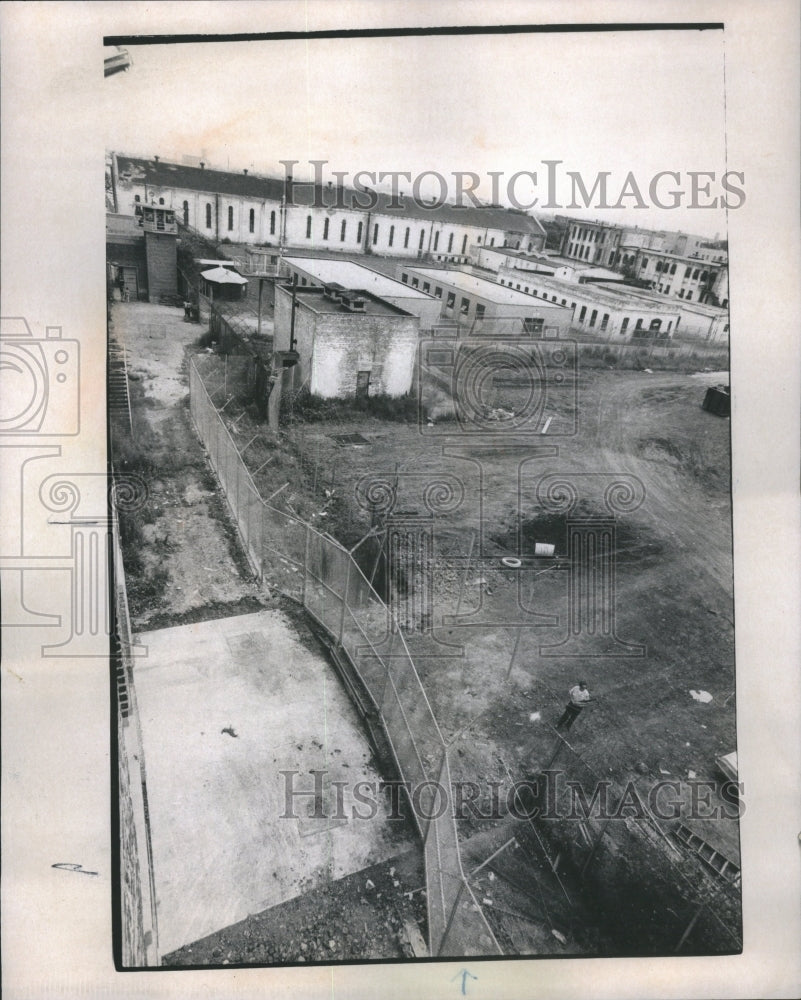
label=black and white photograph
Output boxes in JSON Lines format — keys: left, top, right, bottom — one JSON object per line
{"left": 2, "top": 3, "right": 800, "bottom": 999}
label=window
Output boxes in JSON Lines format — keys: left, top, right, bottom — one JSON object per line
{"left": 323, "top": 218, "right": 330, "bottom": 240}
{"left": 670, "top": 263, "right": 677, "bottom": 274}
{"left": 159, "top": 197, "right": 165, "bottom": 205}
{"left": 523, "top": 318, "right": 544, "bottom": 334}
{"left": 589, "top": 309, "right": 598, "bottom": 327}
{"left": 411, "top": 277, "right": 419, "bottom": 288}
{"left": 249, "top": 208, "right": 255, "bottom": 234}
{"left": 635, "top": 318, "right": 643, "bottom": 330}
{"left": 678, "top": 289, "right": 685, "bottom": 299}
{"left": 460, "top": 297, "right": 470, "bottom": 316}
{"left": 182, "top": 200, "right": 189, "bottom": 225}
{"left": 401, "top": 273, "right": 409, "bottom": 283}
{"left": 419, "top": 229, "right": 425, "bottom": 250}
{"left": 205, "top": 203, "right": 212, "bottom": 229}
{"left": 306, "top": 215, "right": 312, "bottom": 238}
{"left": 357, "top": 220, "right": 363, "bottom": 243}
{"left": 621, "top": 317, "right": 629, "bottom": 332}
{"left": 685, "top": 266, "right": 692, "bottom": 278}
{"left": 462, "top": 234, "right": 468, "bottom": 254}
{"left": 475, "top": 304, "right": 485, "bottom": 320}
{"left": 134, "top": 195, "right": 141, "bottom": 203}
{"left": 692, "top": 269, "right": 700, "bottom": 280}
{"left": 446, "top": 292, "right": 456, "bottom": 310}
{"left": 228, "top": 206, "right": 234, "bottom": 231}
{"left": 516, "top": 284, "right": 521, "bottom": 290}
{"left": 404, "top": 227, "right": 410, "bottom": 249}
{"left": 525, "top": 287, "right": 530, "bottom": 294}
{"left": 423, "top": 282, "right": 430, "bottom": 293}
{"left": 447, "top": 233, "right": 454, "bottom": 253}
{"left": 373, "top": 223, "right": 379, "bottom": 244}
{"left": 388, "top": 225, "right": 394, "bottom": 247}
{"left": 434, "top": 286, "right": 442, "bottom": 298}
{"left": 433, "top": 232, "right": 440, "bottom": 251}
{"left": 701, "top": 271, "right": 708, "bottom": 281}
{"left": 641, "top": 259, "right": 648, "bottom": 269}
{"left": 649, "top": 319, "right": 662, "bottom": 331}
{"left": 601, "top": 313, "right": 609, "bottom": 331}
{"left": 561, "top": 299, "right": 567, "bottom": 306}
{"left": 571, "top": 303, "right": 576, "bottom": 311}
{"left": 270, "top": 210, "right": 276, "bottom": 235}
{"left": 685, "top": 291, "right": 692, "bottom": 301}
{"left": 477, "top": 236, "right": 482, "bottom": 245}
{"left": 579, "top": 306, "right": 587, "bottom": 322}
{"left": 340, "top": 219, "right": 347, "bottom": 242}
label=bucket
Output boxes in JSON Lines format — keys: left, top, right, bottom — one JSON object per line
{"left": 534, "top": 542, "right": 555, "bottom": 557}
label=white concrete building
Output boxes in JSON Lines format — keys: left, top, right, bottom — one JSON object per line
{"left": 399, "top": 266, "right": 572, "bottom": 336}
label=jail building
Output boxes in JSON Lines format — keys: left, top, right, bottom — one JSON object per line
{"left": 399, "top": 266, "right": 572, "bottom": 336}
{"left": 109, "top": 154, "right": 547, "bottom": 262}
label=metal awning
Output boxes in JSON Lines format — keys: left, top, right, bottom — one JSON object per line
{"left": 200, "top": 266, "right": 248, "bottom": 285}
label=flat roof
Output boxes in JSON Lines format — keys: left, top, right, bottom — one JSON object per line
{"left": 278, "top": 285, "right": 412, "bottom": 318}
{"left": 283, "top": 256, "right": 432, "bottom": 299}
{"left": 405, "top": 267, "right": 568, "bottom": 309}
{"left": 515, "top": 272, "right": 682, "bottom": 312}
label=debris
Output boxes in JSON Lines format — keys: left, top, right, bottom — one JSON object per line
{"left": 221, "top": 725, "right": 238, "bottom": 738}
{"left": 482, "top": 897, "right": 493, "bottom": 906}
{"left": 688, "top": 769, "right": 696, "bottom": 779}
{"left": 690, "top": 689, "right": 713, "bottom": 703}
{"left": 643, "top": 368, "right": 653, "bottom": 374}
{"left": 529, "top": 711, "right": 541, "bottom": 723}
{"left": 365, "top": 879, "right": 375, "bottom": 890}
{"left": 659, "top": 767, "right": 671, "bottom": 776}
{"left": 393, "top": 880, "right": 400, "bottom": 887}
{"left": 551, "top": 929, "right": 567, "bottom": 944}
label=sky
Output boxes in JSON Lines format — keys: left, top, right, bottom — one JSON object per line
{"left": 102, "top": 28, "right": 731, "bottom": 237}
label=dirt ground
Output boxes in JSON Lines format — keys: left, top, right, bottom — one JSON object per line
{"left": 113, "top": 295, "right": 739, "bottom": 957}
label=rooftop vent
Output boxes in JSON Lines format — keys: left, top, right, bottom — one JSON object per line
{"left": 341, "top": 292, "right": 367, "bottom": 313}
{"left": 323, "top": 281, "right": 346, "bottom": 302}
{"left": 243, "top": 168, "right": 248, "bottom": 175}
{"left": 200, "top": 161, "right": 205, "bottom": 169}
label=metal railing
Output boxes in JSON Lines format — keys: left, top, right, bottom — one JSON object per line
{"left": 188, "top": 357, "right": 500, "bottom": 957}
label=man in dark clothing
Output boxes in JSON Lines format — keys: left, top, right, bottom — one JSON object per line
{"left": 556, "top": 681, "right": 591, "bottom": 731}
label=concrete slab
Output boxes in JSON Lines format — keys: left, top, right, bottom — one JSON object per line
{"left": 134, "top": 609, "right": 414, "bottom": 955}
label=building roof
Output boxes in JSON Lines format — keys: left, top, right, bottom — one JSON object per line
{"left": 200, "top": 266, "right": 248, "bottom": 285}
{"left": 277, "top": 284, "right": 412, "bottom": 318}
{"left": 406, "top": 267, "right": 568, "bottom": 309}
{"left": 283, "top": 256, "right": 433, "bottom": 299}
{"left": 115, "top": 155, "right": 545, "bottom": 236}
{"left": 513, "top": 271, "right": 683, "bottom": 313}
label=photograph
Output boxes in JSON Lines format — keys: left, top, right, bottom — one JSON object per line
{"left": 2, "top": 3, "right": 800, "bottom": 999}
{"left": 105, "top": 22, "right": 740, "bottom": 968}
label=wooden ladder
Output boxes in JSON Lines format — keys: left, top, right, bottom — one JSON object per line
{"left": 673, "top": 823, "right": 740, "bottom": 884}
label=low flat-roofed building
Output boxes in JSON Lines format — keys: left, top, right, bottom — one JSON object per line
{"left": 398, "top": 266, "right": 572, "bottom": 337}
{"left": 497, "top": 271, "right": 683, "bottom": 340}
{"left": 281, "top": 256, "right": 442, "bottom": 328}
{"left": 273, "top": 284, "right": 419, "bottom": 398}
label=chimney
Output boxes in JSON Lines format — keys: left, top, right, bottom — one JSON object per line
{"left": 243, "top": 168, "right": 248, "bottom": 175}
{"left": 285, "top": 174, "right": 294, "bottom": 201}
{"left": 200, "top": 161, "right": 205, "bottom": 170}
{"left": 154, "top": 155, "right": 159, "bottom": 163}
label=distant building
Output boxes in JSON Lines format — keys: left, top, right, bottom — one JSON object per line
{"left": 109, "top": 154, "right": 546, "bottom": 261}
{"left": 626, "top": 248, "right": 726, "bottom": 305}
{"left": 473, "top": 244, "right": 626, "bottom": 285}
{"left": 399, "top": 266, "right": 572, "bottom": 336}
{"left": 272, "top": 284, "right": 419, "bottom": 398}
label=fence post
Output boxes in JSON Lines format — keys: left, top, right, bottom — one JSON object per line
{"left": 338, "top": 556, "right": 352, "bottom": 647}
{"left": 436, "top": 879, "right": 466, "bottom": 957}
{"left": 301, "top": 523, "right": 311, "bottom": 606}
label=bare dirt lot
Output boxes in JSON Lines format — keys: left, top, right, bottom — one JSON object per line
{"left": 114, "top": 295, "right": 739, "bottom": 956}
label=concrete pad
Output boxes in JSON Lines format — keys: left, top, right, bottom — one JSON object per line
{"left": 134, "top": 609, "right": 414, "bottom": 955}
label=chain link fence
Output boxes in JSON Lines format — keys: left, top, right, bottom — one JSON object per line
{"left": 189, "top": 356, "right": 500, "bottom": 957}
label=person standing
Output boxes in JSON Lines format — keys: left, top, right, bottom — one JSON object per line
{"left": 555, "top": 681, "right": 591, "bottom": 731}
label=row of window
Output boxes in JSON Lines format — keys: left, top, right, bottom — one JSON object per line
{"left": 498, "top": 277, "right": 674, "bottom": 334}
{"left": 571, "top": 226, "right": 601, "bottom": 243}
{"left": 645, "top": 259, "right": 710, "bottom": 281}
